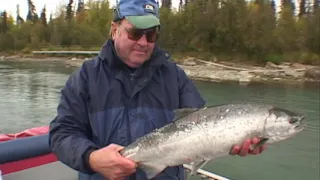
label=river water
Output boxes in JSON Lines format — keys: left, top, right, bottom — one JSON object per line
{"left": 0, "top": 60, "right": 319, "bottom": 180}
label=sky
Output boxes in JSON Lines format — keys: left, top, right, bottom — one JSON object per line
{"left": 0, "top": 0, "right": 181, "bottom": 21}
{"left": 0, "top": 0, "right": 290, "bottom": 22}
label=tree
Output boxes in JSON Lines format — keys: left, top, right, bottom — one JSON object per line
{"left": 314, "top": 0, "right": 319, "bottom": 13}
{"left": 16, "top": 4, "right": 25, "bottom": 25}
{"left": 0, "top": 0, "right": 318, "bottom": 65}
{"left": 179, "top": 0, "right": 183, "bottom": 12}
{"left": 276, "top": 0, "right": 299, "bottom": 52}
{"left": 76, "top": 0, "right": 87, "bottom": 23}
{"left": 271, "top": 0, "right": 276, "bottom": 13}
{"left": 0, "top": 11, "right": 8, "bottom": 33}
{"left": 299, "top": 0, "right": 306, "bottom": 17}
{"left": 162, "top": 0, "right": 172, "bottom": 9}
{"left": 66, "top": 0, "right": 74, "bottom": 21}
{"left": 280, "top": 0, "right": 295, "bottom": 14}
{"left": 40, "top": 5, "right": 47, "bottom": 26}
{"left": 85, "top": 0, "right": 112, "bottom": 36}
{"left": 77, "top": 0, "right": 85, "bottom": 14}
{"left": 26, "top": 0, "right": 38, "bottom": 24}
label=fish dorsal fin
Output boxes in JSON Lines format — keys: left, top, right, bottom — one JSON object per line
{"left": 173, "top": 108, "right": 199, "bottom": 121}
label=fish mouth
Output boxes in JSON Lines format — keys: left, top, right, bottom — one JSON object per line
{"left": 294, "top": 124, "right": 304, "bottom": 131}
{"left": 293, "top": 116, "right": 305, "bottom": 132}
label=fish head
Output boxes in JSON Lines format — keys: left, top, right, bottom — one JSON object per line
{"left": 263, "top": 107, "right": 305, "bottom": 143}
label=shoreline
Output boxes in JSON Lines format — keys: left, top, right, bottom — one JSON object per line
{"left": 1, "top": 55, "right": 319, "bottom": 86}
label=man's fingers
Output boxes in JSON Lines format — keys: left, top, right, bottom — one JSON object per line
{"left": 251, "top": 137, "right": 260, "bottom": 144}
{"left": 117, "top": 156, "right": 137, "bottom": 171}
{"left": 249, "top": 137, "right": 261, "bottom": 155}
{"left": 249, "top": 147, "right": 260, "bottom": 155}
{"left": 239, "top": 139, "right": 251, "bottom": 156}
{"left": 230, "top": 145, "right": 240, "bottom": 155}
{"left": 259, "top": 145, "right": 267, "bottom": 153}
{"left": 249, "top": 142, "right": 267, "bottom": 155}
{"left": 109, "top": 144, "right": 125, "bottom": 152}
{"left": 231, "top": 138, "right": 267, "bottom": 156}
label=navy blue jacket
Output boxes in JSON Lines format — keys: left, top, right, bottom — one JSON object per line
{"left": 49, "top": 39, "right": 205, "bottom": 180}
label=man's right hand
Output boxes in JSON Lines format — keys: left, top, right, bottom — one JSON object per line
{"left": 88, "top": 144, "right": 137, "bottom": 180}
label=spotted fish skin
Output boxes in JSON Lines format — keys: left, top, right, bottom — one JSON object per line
{"left": 120, "top": 103, "right": 305, "bottom": 179}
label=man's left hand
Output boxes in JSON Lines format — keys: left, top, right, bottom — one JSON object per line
{"left": 230, "top": 137, "right": 267, "bottom": 156}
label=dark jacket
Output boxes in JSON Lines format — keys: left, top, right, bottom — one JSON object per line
{"left": 49, "top": 39, "right": 205, "bottom": 180}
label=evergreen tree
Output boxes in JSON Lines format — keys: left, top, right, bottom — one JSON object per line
{"left": 0, "top": 11, "right": 8, "bottom": 33}
{"left": 40, "top": 5, "right": 47, "bottom": 26}
{"left": 77, "top": 0, "right": 85, "bottom": 14}
{"left": 0, "top": 0, "right": 318, "bottom": 64}
{"left": 66, "top": 0, "right": 74, "bottom": 21}
{"left": 16, "top": 4, "right": 25, "bottom": 25}
{"left": 162, "top": 0, "right": 172, "bottom": 9}
{"left": 26, "top": 0, "right": 38, "bottom": 23}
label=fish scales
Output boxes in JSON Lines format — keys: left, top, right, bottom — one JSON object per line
{"left": 120, "top": 103, "right": 304, "bottom": 179}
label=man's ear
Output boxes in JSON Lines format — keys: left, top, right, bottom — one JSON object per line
{"left": 111, "top": 21, "right": 119, "bottom": 40}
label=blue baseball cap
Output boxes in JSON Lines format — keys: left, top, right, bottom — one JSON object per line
{"left": 114, "top": 0, "right": 160, "bottom": 29}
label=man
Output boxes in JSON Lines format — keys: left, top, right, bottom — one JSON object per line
{"left": 49, "top": 0, "right": 266, "bottom": 180}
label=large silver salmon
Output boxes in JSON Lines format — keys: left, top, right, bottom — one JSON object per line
{"left": 120, "top": 103, "right": 305, "bottom": 179}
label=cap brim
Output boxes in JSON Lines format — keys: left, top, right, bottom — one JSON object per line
{"left": 126, "top": 15, "right": 160, "bottom": 29}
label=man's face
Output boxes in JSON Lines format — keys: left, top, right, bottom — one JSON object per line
{"left": 112, "top": 19, "right": 159, "bottom": 68}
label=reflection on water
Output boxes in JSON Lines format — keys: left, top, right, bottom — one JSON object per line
{"left": 0, "top": 60, "right": 319, "bottom": 180}
{"left": 0, "top": 61, "right": 76, "bottom": 133}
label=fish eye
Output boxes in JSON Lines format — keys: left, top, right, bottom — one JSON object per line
{"left": 289, "top": 118, "right": 298, "bottom": 124}
{"left": 290, "top": 116, "right": 305, "bottom": 124}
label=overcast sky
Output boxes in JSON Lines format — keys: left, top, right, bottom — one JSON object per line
{"left": 1, "top": 0, "right": 290, "bottom": 22}
{"left": 0, "top": 0, "right": 181, "bottom": 21}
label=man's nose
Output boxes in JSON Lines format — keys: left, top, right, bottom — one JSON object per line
{"left": 136, "top": 34, "right": 148, "bottom": 46}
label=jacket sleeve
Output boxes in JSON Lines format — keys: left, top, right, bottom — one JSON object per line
{"left": 176, "top": 65, "right": 206, "bottom": 108}
{"left": 49, "top": 64, "right": 99, "bottom": 174}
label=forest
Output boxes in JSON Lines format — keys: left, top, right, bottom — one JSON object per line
{"left": 0, "top": 0, "right": 319, "bottom": 65}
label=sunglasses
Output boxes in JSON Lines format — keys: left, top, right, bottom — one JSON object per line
{"left": 122, "top": 26, "right": 159, "bottom": 43}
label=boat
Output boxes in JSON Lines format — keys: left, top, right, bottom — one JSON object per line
{"left": 0, "top": 126, "right": 79, "bottom": 180}
{"left": 0, "top": 126, "right": 230, "bottom": 180}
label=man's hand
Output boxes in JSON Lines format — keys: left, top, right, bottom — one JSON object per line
{"left": 89, "top": 144, "right": 137, "bottom": 180}
{"left": 230, "top": 137, "right": 267, "bottom": 156}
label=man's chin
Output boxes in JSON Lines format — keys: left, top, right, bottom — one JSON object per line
{"left": 126, "top": 59, "right": 145, "bottom": 68}
{"left": 127, "top": 56, "right": 150, "bottom": 67}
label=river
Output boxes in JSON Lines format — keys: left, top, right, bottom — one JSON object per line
{"left": 0, "top": 60, "right": 319, "bottom": 180}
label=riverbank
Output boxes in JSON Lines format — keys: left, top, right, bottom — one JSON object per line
{"left": 1, "top": 54, "right": 319, "bottom": 86}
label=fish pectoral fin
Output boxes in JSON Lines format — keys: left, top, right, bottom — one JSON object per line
{"left": 173, "top": 108, "right": 200, "bottom": 121}
{"left": 190, "top": 160, "right": 209, "bottom": 175}
{"left": 250, "top": 137, "right": 269, "bottom": 151}
{"left": 139, "top": 162, "right": 167, "bottom": 179}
